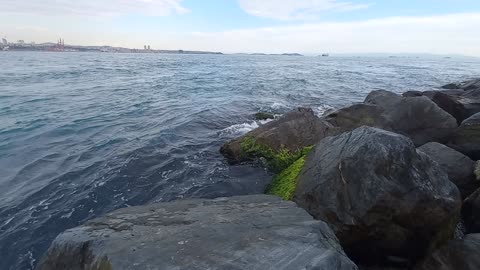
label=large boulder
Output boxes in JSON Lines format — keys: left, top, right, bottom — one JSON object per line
{"left": 430, "top": 92, "right": 470, "bottom": 125}
{"left": 459, "top": 88, "right": 480, "bottom": 117}
{"left": 463, "top": 188, "right": 480, "bottom": 234}
{"left": 294, "top": 127, "right": 461, "bottom": 266}
{"left": 403, "top": 90, "right": 469, "bottom": 124}
{"left": 220, "top": 107, "right": 338, "bottom": 170}
{"left": 415, "top": 234, "right": 480, "bottom": 270}
{"left": 37, "top": 195, "right": 358, "bottom": 270}
{"left": 449, "top": 113, "right": 480, "bottom": 160}
{"left": 324, "top": 103, "right": 393, "bottom": 132}
{"left": 365, "top": 90, "right": 458, "bottom": 146}
{"left": 418, "top": 142, "right": 477, "bottom": 198}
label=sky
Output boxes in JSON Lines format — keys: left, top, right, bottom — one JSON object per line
{"left": 1, "top": 0, "right": 480, "bottom": 56}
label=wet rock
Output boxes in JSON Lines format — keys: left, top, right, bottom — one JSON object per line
{"left": 294, "top": 127, "right": 461, "bottom": 266}
{"left": 365, "top": 91, "right": 458, "bottom": 146}
{"left": 37, "top": 195, "right": 358, "bottom": 270}
{"left": 254, "top": 112, "right": 275, "bottom": 120}
{"left": 415, "top": 234, "right": 480, "bottom": 270}
{"left": 220, "top": 107, "right": 338, "bottom": 169}
{"left": 441, "top": 83, "right": 461, "bottom": 90}
{"left": 450, "top": 113, "right": 480, "bottom": 160}
{"left": 418, "top": 142, "right": 477, "bottom": 198}
{"left": 463, "top": 188, "right": 480, "bottom": 234}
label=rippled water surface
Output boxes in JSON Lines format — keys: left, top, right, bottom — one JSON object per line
{"left": 1, "top": 52, "right": 479, "bottom": 269}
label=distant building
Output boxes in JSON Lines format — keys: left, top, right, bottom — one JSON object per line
{"left": 17, "top": 40, "right": 25, "bottom": 45}
{"left": 147, "top": 45, "right": 150, "bottom": 50}
{"left": 144, "top": 45, "right": 147, "bottom": 50}
{"left": 1, "top": 38, "right": 7, "bottom": 45}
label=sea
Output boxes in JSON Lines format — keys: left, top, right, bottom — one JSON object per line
{"left": 1, "top": 51, "right": 479, "bottom": 269}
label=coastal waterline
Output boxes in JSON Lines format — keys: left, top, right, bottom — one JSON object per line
{"left": 1, "top": 52, "right": 480, "bottom": 269}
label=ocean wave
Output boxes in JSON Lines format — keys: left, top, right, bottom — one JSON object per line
{"left": 219, "top": 119, "right": 273, "bottom": 136}
{"left": 313, "top": 104, "right": 335, "bottom": 117}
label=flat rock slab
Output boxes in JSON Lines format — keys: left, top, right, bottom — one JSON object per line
{"left": 37, "top": 195, "right": 357, "bottom": 270}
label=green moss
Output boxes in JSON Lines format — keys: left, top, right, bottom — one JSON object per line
{"left": 254, "top": 112, "right": 275, "bottom": 120}
{"left": 266, "top": 156, "right": 307, "bottom": 200}
{"left": 240, "top": 136, "right": 312, "bottom": 172}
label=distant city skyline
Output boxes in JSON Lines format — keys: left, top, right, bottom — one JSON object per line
{"left": 1, "top": 0, "right": 480, "bottom": 56}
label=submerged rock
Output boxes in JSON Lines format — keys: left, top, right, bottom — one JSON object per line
{"left": 418, "top": 142, "right": 477, "bottom": 198}
{"left": 37, "top": 195, "right": 358, "bottom": 270}
{"left": 294, "top": 127, "right": 461, "bottom": 266}
{"left": 365, "top": 90, "right": 458, "bottom": 146}
{"left": 415, "top": 234, "right": 480, "bottom": 270}
{"left": 220, "top": 107, "right": 338, "bottom": 171}
{"left": 254, "top": 112, "right": 275, "bottom": 120}
{"left": 450, "top": 113, "right": 480, "bottom": 160}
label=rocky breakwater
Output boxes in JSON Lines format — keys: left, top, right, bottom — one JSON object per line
{"left": 38, "top": 78, "right": 480, "bottom": 270}
{"left": 219, "top": 78, "right": 480, "bottom": 269}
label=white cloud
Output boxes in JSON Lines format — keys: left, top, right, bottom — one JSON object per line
{"left": 238, "top": 0, "right": 370, "bottom": 20}
{"left": 0, "top": 0, "right": 189, "bottom": 17}
{"left": 176, "top": 13, "right": 480, "bottom": 57}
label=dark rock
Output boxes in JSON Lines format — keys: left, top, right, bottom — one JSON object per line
{"left": 37, "top": 195, "right": 358, "bottom": 270}
{"left": 459, "top": 88, "right": 480, "bottom": 116}
{"left": 415, "top": 234, "right": 480, "bottom": 270}
{"left": 460, "top": 79, "right": 480, "bottom": 91}
{"left": 450, "top": 113, "right": 480, "bottom": 160}
{"left": 441, "top": 83, "right": 461, "bottom": 90}
{"left": 431, "top": 92, "right": 470, "bottom": 125}
{"left": 294, "top": 127, "right": 461, "bottom": 266}
{"left": 365, "top": 91, "right": 458, "bottom": 146}
{"left": 220, "top": 107, "right": 338, "bottom": 165}
{"left": 418, "top": 142, "right": 477, "bottom": 198}
{"left": 254, "top": 112, "right": 275, "bottom": 120}
{"left": 402, "top": 91, "right": 425, "bottom": 97}
{"left": 325, "top": 103, "right": 393, "bottom": 132}
{"left": 403, "top": 91, "right": 469, "bottom": 124}
{"left": 463, "top": 188, "right": 480, "bottom": 234}
{"left": 364, "top": 90, "right": 402, "bottom": 108}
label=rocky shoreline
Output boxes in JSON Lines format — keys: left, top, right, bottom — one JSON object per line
{"left": 37, "top": 78, "right": 480, "bottom": 270}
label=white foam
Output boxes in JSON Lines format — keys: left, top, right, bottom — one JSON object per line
{"left": 313, "top": 104, "right": 335, "bottom": 117}
{"left": 220, "top": 119, "right": 273, "bottom": 136}
{"left": 270, "top": 102, "right": 289, "bottom": 110}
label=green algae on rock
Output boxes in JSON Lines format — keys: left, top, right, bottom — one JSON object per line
{"left": 240, "top": 136, "right": 312, "bottom": 172}
{"left": 266, "top": 155, "right": 307, "bottom": 200}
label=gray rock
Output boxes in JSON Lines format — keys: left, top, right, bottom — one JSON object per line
{"left": 441, "top": 83, "right": 461, "bottom": 90}
{"left": 325, "top": 103, "right": 393, "bottom": 132}
{"left": 365, "top": 91, "right": 458, "bottom": 146}
{"left": 37, "top": 195, "right": 358, "bottom": 270}
{"left": 463, "top": 188, "right": 480, "bottom": 234}
{"left": 460, "top": 78, "right": 480, "bottom": 91}
{"left": 415, "top": 234, "right": 480, "bottom": 270}
{"left": 450, "top": 113, "right": 480, "bottom": 160}
{"left": 418, "top": 142, "right": 477, "bottom": 198}
{"left": 220, "top": 107, "right": 338, "bottom": 165}
{"left": 364, "top": 90, "right": 402, "bottom": 108}
{"left": 294, "top": 127, "right": 461, "bottom": 265}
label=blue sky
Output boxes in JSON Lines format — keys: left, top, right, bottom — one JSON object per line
{"left": 1, "top": 0, "right": 480, "bottom": 55}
